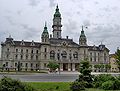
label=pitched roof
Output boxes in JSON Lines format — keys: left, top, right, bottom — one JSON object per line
{"left": 49, "top": 38, "right": 80, "bottom": 47}
{"left": 13, "top": 41, "right": 40, "bottom": 47}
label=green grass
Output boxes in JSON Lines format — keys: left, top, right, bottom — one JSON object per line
{"left": 26, "top": 82, "right": 120, "bottom": 91}
{"left": 26, "top": 82, "right": 71, "bottom": 91}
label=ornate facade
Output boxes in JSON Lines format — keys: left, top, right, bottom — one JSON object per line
{"left": 1, "top": 5, "right": 109, "bottom": 72}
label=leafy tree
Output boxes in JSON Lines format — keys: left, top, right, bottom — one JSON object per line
{"left": 94, "top": 64, "right": 100, "bottom": 72}
{"left": 70, "top": 59, "right": 93, "bottom": 91}
{"left": 114, "top": 48, "right": 120, "bottom": 72}
{"left": 105, "top": 64, "right": 111, "bottom": 72}
{"left": 94, "top": 74, "right": 120, "bottom": 90}
{"left": 0, "top": 76, "right": 35, "bottom": 91}
{"left": 47, "top": 61, "right": 59, "bottom": 72}
{"left": 93, "top": 74, "right": 115, "bottom": 88}
{"left": 78, "top": 60, "right": 93, "bottom": 88}
{"left": 99, "top": 63, "right": 104, "bottom": 72}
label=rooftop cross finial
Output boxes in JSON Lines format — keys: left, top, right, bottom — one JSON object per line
{"left": 9, "top": 35, "right": 11, "bottom": 38}
{"left": 57, "top": 4, "right": 58, "bottom": 8}
{"left": 82, "top": 26, "right": 84, "bottom": 31}
{"left": 45, "top": 21, "right": 47, "bottom": 27}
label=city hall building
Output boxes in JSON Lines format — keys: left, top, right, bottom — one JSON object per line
{"left": 1, "top": 5, "right": 109, "bottom": 72}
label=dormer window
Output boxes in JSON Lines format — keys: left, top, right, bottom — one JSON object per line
{"left": 20, "top": 40, "right": 25, "bottom": 45}
{"left": 31, "top": 40, "right": 35, "bottom": 46}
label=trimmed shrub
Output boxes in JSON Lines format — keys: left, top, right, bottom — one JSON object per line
{"left": 113, "top": 79, "right": 120, "bottom": 90}
{"left": 70, "top": 81, "right": 86, "bottom": 91}
{"left": 101, "top": 80, "right": 114, "bottom": 90}
{"left": 93, "top": 74, "right": 115, "bottom": 88}
{"left": 0, "top": 76, "right": 35, "bottom": 91}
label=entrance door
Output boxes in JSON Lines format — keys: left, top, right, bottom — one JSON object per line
{"left": 63, "top": 63, "right": 68, "bottom": 71}
{"left": 75, "top": 63, "right": 80, "bottom": 71}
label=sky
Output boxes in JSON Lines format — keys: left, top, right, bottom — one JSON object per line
{"left": 0, "top": 0, "right": 120, "bottom": 54}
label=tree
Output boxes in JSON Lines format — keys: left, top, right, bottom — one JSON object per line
{"left": 99, "top": 63, "right": 104, "bottom": 72}
{"left": 105, "top": 64, "right": 111, "bottom": 72}
{"left": 114, "top": 48, "right": 120, "bottom": 72}
{"left": 94, "top": 64, "right": 100, "bottom": 72}
{"left": 47, "top": 61, "right": 59, "bottom": 72}
{"left": 78, "top": 60, "right": 93, "bottom": 88}
{"left": 70, "top": 59, "right": 93, "bottom": 91}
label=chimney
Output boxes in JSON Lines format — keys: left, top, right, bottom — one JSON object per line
{"left": 66, "top": 36, "right": 68, "bottom": 39}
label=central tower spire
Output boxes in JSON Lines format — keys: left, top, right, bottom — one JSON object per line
{"left": 79, "top": 26, "right": 87, "bottom": 46}
{"left": 52, "top": 5, "right": 62, "bottom": 39}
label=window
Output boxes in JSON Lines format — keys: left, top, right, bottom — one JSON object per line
{"left": 73, "top": 52, "right": 78, "bottom": 59}
{"left": 90, "top": 53, "right": 92, "bottom": 62}
{"left": 26, "top": 55, "right": 28, "bottom": 59}
{"left": 44, "top": 54, "right": 47, "bottom": 59}
{"left": 98, "top": 53, "right": 100, "bottom": 62}
{"left": 44, "top": 48, "right": 47, "bottom": 52}
{"left": 44, "top": 63, "right": 46, "bottom": 68}
{"left": 31, "top": 50, "right": 33, "bottom": 54}
{"left": 36, "top": 64, "right": 38, "bottom": 68}
{"left": 104, "top": 53, "right": 107, "bottom": 61}
{"left": 31, "top": 63, "right": 33, "bottom": 67}
{"left": 6, "top": 62, "right": 8, "bottom": 67}
{"left": 31, "top": 55, "right": 33, "bottom": 60}
{"left": 6, "top": 54, "right": 9, "bottom": 58}
{"left": 50, "top": 50, "right": 55, "bottom": 59}
{"left": 45, "top": 39, "right": 46, "bottom": 42}
{"left": 21, "top": 49, "right": 23, "bottom": 53}
{"left": 94, "top": 52, "right": 96, "bottom": 62}
{"left": 69, "top": 53, "right": 72, "bottom": 60}
{"left": 15, "top": 63, "right": 17, "bottom": 67}
{"left": 7, "top": 48, "right": 9, "bottom": 52}
{"left": 26, "top": 49, "right": 28, "bottom": 53}
{"left": 62, "top": 51, "right": 67, "bottom": 59}
{"left": 20, "top": 63, "right": 23, "bottom": 67}
{"left": 15, "top": 55, "right": 18, "bottom": 59}
{"left": 21, "top": 55, "right": 23, "bottom": 60}
{"left": 16, "top": 49, "right": 18, "bottom": 53}
{"left": 36, "top": 55, "right": 38, "bottom": 60}
{"left": 25, "top": 63, "right": 28, "bottom": 67}
{"left": 36, "top": 50, "right": 38, "bottom": 54}
{"left": 57, "top": 32, "right": 59, "bottom": 38}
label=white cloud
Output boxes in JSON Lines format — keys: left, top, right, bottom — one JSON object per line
{"left": 0, "top": 0, "right": 120, "bottom": 54}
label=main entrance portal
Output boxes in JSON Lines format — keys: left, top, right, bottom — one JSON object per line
{"left": 63, "top": 63, "right": 68, "bottom": 71}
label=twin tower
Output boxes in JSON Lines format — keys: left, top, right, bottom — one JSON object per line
{"left": 41, "top": 5, "right": 87, "bottom": 46}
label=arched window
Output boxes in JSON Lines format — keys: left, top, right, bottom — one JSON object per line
{"left": 73, "top": 52, "right": 78, "bottom": 59}
{"left": 62, "top": 51, "right": 67, "bottom": 59}
{"left": 50, "top": 50, "right": 55, "bottom": 59}
{"left": 104, "top": 53, "right": 107, "bottom": 61}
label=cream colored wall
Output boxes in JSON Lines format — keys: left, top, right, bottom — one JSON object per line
{"left": 110, "top": 57, "right": 119, "bottom": 72}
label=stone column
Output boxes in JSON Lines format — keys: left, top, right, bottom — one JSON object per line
{"left": 68, "top": 63, "right": 71, "bottom": 71}
{"left": 60, "top": 63, "right": 63, "bottom": 71}
{"left": 72, "top": 63, "right": 75, "bottom": 71}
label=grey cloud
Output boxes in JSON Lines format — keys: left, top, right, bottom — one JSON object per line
{"left": 83, "top": 20, "right": 90, "bottom": 27}
{"left": 28, "top": 0, "right": 40, "bottom": 7}
{"left": 19, "top": 24, "right": 39, "bottom": 39}
{"left": 63, "top": 19, "right": 80, "bottom": 41}
{"left": 17, "top": 10, "right": 22, "bottom": 16}
{"left": 4, "top": 16, "right": 16, "bottom": 26}
{"left": 87, "top": 24, "right": 120, "bottom": 46}
{"left": 94, "top": 1, "right": 99, "bottom": 5}
{"left": 48, "top": 0, "right": 56, "bottom": 7}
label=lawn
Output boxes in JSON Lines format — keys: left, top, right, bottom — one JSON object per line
{"left": 26, "top": 82, "right": 120, "bottom": 91}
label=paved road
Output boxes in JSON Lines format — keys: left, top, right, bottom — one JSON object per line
{"left": 0, "top": 72, "right": 120, "bottom": 82}
{"left": 0, "top": 73, "right": 79, "bottom": 82}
